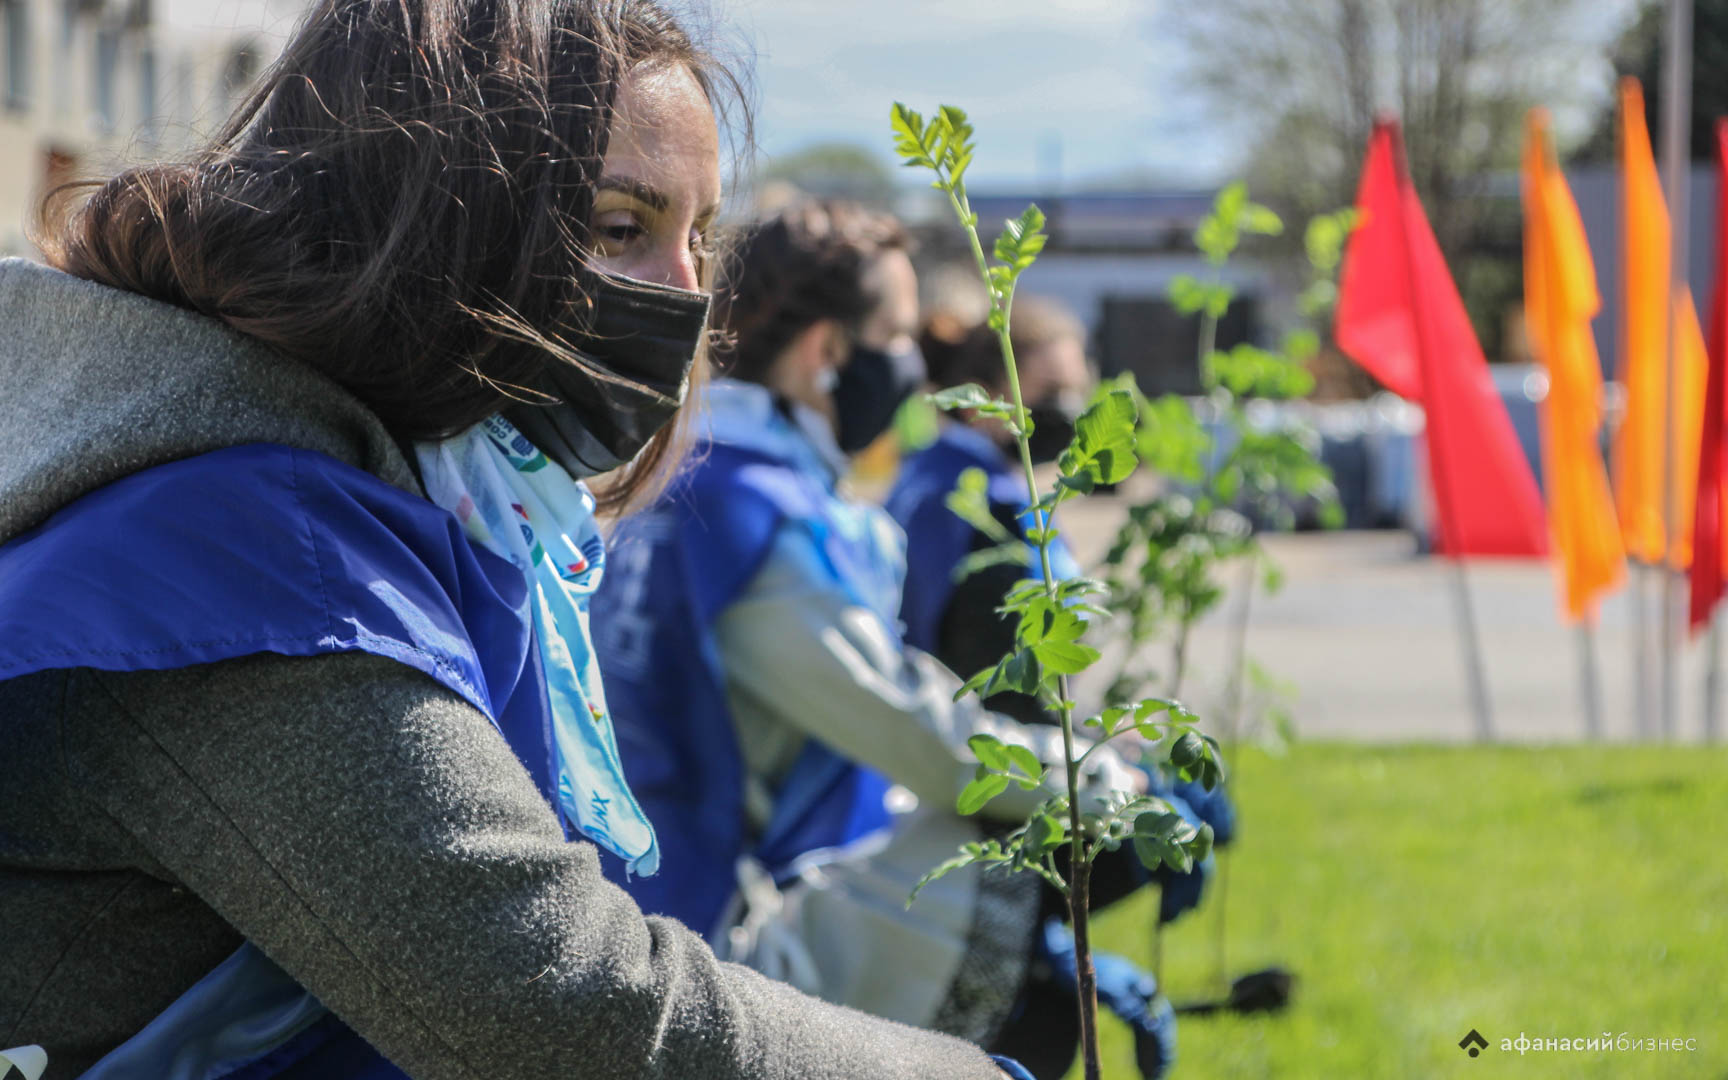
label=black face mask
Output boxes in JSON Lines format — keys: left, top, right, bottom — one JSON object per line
{"left": 1025, "top": 399, "right": 1081, "bottom": 466}
{"left": 503, "top": 272, "right": 710, "bottom": 478}
{"left": 833, "top": 341, "right": 926, "bottom": 453}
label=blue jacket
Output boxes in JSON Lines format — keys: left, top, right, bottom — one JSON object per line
{"left": 0, "top": 444, "right": 559, "bottom": 1079}
{"left": 593, "top": 382, "right": 896, "bottom": 938}
{"left": 886, "top": 423, "right": 1234, "bottom": 917}
{"left": 885, "top": 423, "right": 1079, "bottom": 655}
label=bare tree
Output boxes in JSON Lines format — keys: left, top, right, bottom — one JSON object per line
{"left": 1165, "top": 0, "right": 1610, "bottom": 259}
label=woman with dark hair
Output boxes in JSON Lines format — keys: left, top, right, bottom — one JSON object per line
{"left": 0, "top": 2, "right": 1023, "bottom": 1077}
{"left": 591, "top": 200, "right": 1145, "bottom": 1072}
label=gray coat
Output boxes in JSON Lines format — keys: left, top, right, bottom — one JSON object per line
{"left": 0, "top": 257, "right": 1007, "bottom": 1080}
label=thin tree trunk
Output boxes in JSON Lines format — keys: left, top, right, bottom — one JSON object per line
{"left": 1069, "top": 859, "right": 1102, "bottom": 1080}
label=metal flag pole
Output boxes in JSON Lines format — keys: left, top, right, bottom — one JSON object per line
{"left": 1579, "top": 621, "right": 1604, "bottom": 739}
{"left": 1381, "top": 119, "right": 1497, "bottom": 741}
{"left": 1659, "top": 0, "right": 1694, "bottom": 741}
{"left": 1450, "top": 559, "right": 1495, "bottom": 741}
{"left": 1707, "top": 613, "right": 1723, "bottom": 740}
{"left": 1633, "top": 562, "right": 1653, "bottom": 737}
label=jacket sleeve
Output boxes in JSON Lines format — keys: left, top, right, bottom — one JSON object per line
{"left": 56, "top": 650, "right": 1008, "bottom": 1080}
{"left": 713, "top": 529, "right": 1142, "bottom": 822}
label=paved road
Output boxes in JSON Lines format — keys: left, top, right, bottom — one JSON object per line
{"left": 1058, "top": 498, "right": 1723, "bottom": 744}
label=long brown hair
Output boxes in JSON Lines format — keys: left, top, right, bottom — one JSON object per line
{"left": 712, "top": 199, "right": 908, "bottom": 384}
{"left": 36, "top": 0, "right": 744, "bottom": 513}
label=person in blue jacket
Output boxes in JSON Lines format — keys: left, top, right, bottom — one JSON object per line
{"left": 0, "top": 2, "right": 1028, "bottom": 1078}
{"left": 887, "top": 303, "right": 1241, "bottom": 1077}
{"left": 891, "top": 304, "right": 1237, "bottom": 842}
{"left": 592, "top": 202, "right": 1177, "bottom": 1080}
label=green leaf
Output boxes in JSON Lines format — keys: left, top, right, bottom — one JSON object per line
{"left": 936, "top": 105, "right": 973, "bottom": 161}
{"left": 1136, "top": 394, "right": 1210, "bottom": 483}
{"left": 1055, "top": 471, "right": 1096, "bottom": 497}
{"left": 1187, "top": 821, "right": 1215, "bottom": 863}
{"left": 967, "top": 733, "right": 1009, "bottom": 771}
{"left": 1033, "top": 638, "right": 1100, "bottom": 675}
{"left": 1167, "top": 273, "right": 1206, "bottom": 315}
{"left": 954, "top": 665, "right": 994, "bottom": 702}
{"left": 1319, "top": 497, "right": 1346, "bottom": 530}
{"left": 1002, "top": 648, "right": 1043, "bottom": 693}
{"left": 1134, "top": 696, "right": 1177, "bottom": 721}
{"left": 1297, "top": 279, "right": 1337, "bottom": 317}
{"left": 1062, "top": 389, "right": 1138, "bottom": 486}
{"left": 1132, "top": 835, "right": 1163, "bottom": 873}
{"left": 1204, "top": 283, "right": 1233, "bottom": 319}
{"left": 952, "top": 542, "right": 1032, "bottom": 584}
{"left": 1160, "top": 840, "right": 1194, "bottom": 874}
{"left": 1243, "top": 202, "right": 1284, "bottom": 236}
{"left": 957, "top": 773, "right": 1010, "bottom": 815}
{"left": 1030, "top": 812, "right": 1065, "bottom": 852}
{"left": 949, "top": 149, "right": 973, "bottom": 188}
{"left": 1283, "top": 328, "right": 1320, "bottom": 363}
{"left": 1014, "top": 596, "right": 1059, "bottom": 646}
{"left": 1214, "top": 181, "right": 1247, "bottom": 223}
{"left": 982, "top": 648, "right": 1043, "bottom": 697}
{"left": 1304, "top": 206, "right": 1360, "bottom": 271}
{"left": 909, "top": 849, "right": 975, "bottom": 904}
{"left": 1263, "top": 560, "right": 1286, "bottom": 593}
{"left": 890, "top": 103, "right": 933, "bottom": 167}
{"left": 927, "top": 384, "right": 1019, "bottom": 429}
{"left": 1169, "top": 731, "right": 1205, "bottom": 769}
{"left": 944, "top": 467, "right": 1013, "bottom": 543}
{"left": 1055, "top": 576, "right": 1111, "bottom": 601}
{"left": 927, "top": 383, "right": 991, "bottom": 410}
{"left": 1004, "top": 743, "right": 1044, "bottom": 782}
{"left": 1134, "top": 810, "right": 1185, "bottom": 838}
{"left": 992, "top": 204, "right": 1048, "bottom": 271}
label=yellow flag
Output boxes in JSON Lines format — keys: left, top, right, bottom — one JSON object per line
{"left": 1613, "top": 77, "right": 1708, "bottom": 568}
{"left": 1523, "top": 110, "right": 1626, "bottom": 621}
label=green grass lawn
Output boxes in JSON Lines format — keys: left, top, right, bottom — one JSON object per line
{"left": 1070, "top": 742, "right": 1728, "bottom": 1079}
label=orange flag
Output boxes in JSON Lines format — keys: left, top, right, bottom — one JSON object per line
{"left": 1522, "top": 110, "right": 1625, "bottom": 621}
{"left": 1613, "top": 77, "right": 1708, "bottom": 568}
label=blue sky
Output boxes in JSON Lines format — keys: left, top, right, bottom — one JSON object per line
{"left": 166, "top": 0, "right": 1642, "bottom": 193}
{"left": 725, "top": 0, "right": 1227, "bottom": 191}
{"left": 724, "top": 0, "right": 1641, "bottom": 193}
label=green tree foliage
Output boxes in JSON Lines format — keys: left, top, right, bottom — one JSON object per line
{"left": 758, "top": 141, "right": 899, "bottom": 206}
{"left": 1576, "top": 0, "right": 1728, "bottom": 163}
{"left": 1099, "top": 187, "right": 1350, "bottom": 706}
{"left": 1164, "top": 0, "right": 1606, "bottom": 261}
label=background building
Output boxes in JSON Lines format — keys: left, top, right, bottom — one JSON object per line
{"left": 0, "top": 0, "right": 295, "bottom": 255}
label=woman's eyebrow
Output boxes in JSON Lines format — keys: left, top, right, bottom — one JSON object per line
{"left": 597, "top": 175, "right": 668, "bottom": 211}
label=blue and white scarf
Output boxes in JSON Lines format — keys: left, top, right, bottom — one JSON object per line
{"left": 416, "top": 415, "right": 659, "bottom": 876}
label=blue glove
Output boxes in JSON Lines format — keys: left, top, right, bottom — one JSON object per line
{"left": 1171, "top": 777, "right": 1235, "bottom": 847}
{"left": 991, "top": 1056, "right": 1037, "bottom": 1080}
{"left": 1129, "top": 791, "right": 1210, "bottom": 925}
{"left": 1038, "top": 919, "right": 1178, "bottom": 1080}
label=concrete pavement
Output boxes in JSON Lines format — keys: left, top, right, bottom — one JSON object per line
{"left": 1058, "top": 501, "right": 1723, "bottom": 744}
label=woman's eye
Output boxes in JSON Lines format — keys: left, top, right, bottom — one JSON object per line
{"left": 601, "top": 222, "right": 645, "bottom": 245}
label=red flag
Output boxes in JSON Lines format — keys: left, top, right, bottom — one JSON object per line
{"left": 1336, "top": 120, "right": 1549, "bottom": 557}
{"left": 1690, "top": 118, "right": 1728, "bottom": 631}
